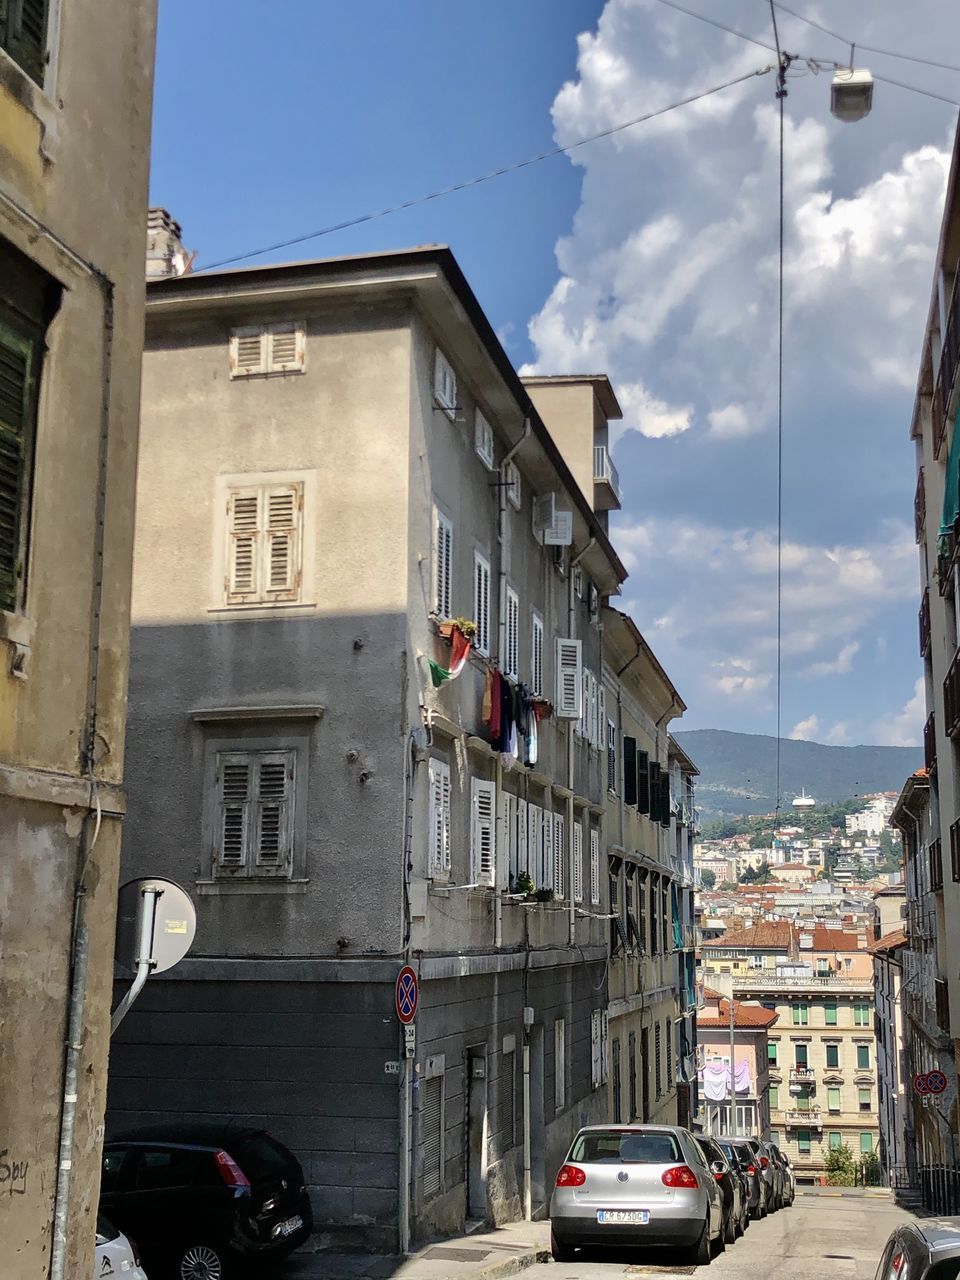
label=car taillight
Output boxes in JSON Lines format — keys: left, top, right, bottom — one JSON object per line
{"left": 662, "top": 1165, "right": 699, "bottom": 1189}
{"left": 760, "top": 1156, "right": 769, "bottom": 1169}
{"left": 892, "top": 1252, "right": 905, "bottom": 1275}
{"left": 714, "top": 1170, "right": 724, "bottom": 1182}
{"left": 746, "top": 1164, "right": 756, "bottom": 1176}
{"left": 214, "top": 1148, "right": 251, "bottom": 1188}
{"left": 555, "top": 1164, "right": 587, "bottom": 1187}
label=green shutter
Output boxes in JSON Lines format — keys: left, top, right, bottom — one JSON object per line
{"left": 0, "top": 317, "right": 39, "bottom": 613}
{"left": 636, "top": 749, "right": 650, "bottom": 815}
{"left": 2, "top": 0, "right": 48, "bottom": 85}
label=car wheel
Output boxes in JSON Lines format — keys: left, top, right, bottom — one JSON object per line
{"left": 177, "top": 1242, "right": 233, "bottom": 1280}
{"left": 724, "top": 1208, "right": 737, "bottom": 1244}
{"left": 688, "top": 1219, "right": 711, "bottom": 1267}
{"left": 550, "top": 1229, "right": 575, "bottom": 1262}
{"left": 738, "top": 1205, "right": 748, "bottom": 1235}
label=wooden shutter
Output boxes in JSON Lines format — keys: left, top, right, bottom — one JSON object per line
{"left": 637, "top": 750, "right": 650, "bottom": 815}
{"left": 3, "top": 0, "right": 48, "bottom": 85}
{"left": 661, "top": 774, "right": 671, "bottom": 828}
{"left": 622, "top": 735, "right": 638, "bottom": 806}
{"left": 428, "top": 759, "right": 451, "bottom": 876}
{"left": 506, "top": 460, "right": 521, "bottom": 510}
{"left": 0, "top": 318, "right": 39, "bottom": 613}
{"left": 649, "top": 761, "right": 661, "bottom": 822}
{"left": 471, "top": 778, "right": 496, "bottom": 887}
{"left": 591, "top": 1010, "right": 601, "bottom": 1089}
{"left": 227, "top": 489, "right": 260, "bottom": 599}
{"left": 601, "top": 1011, "right": 609, "bottom": 1085}
{"left": 542, "top": 809, "right": 554, "bottom": 890}
{"left": 500, "top": 790, "right": 517, "bottom": 887}
{"left": 517, "top": 798, "right": 528, "bottom": 876}
{"left": 217, "top": 754, "right": 251, "bottom": 870}
{"left": 527, "top": 803, "right": 541, "bottom": 884}
{"left": 607, "top": 720, "right": 617, "bottom": 792}
{"left": 473, "top": 551, "right": 491, "bottom": 655}
{"left": 506, "top": 586, "right": 519, "bottom": 678}
{"left": 230, "top": 328, "right": 266, "bottom": 377}
{"left": 267, "top": 325, "right": 305, "bottom": 373}
{"left": 590, "top": 827, "right": 600, "bottom": 905}
{"left": 265, "top": 485, "right": 301, "bottom": 598}
{"left": 597, "top": 685, "right": 606, "bottom": 752}
{"left": 254, "top": 751, "right": 294, "bottom": 873}
{"left": 555, "top": 638, "right": 581, "bottom": 717}
{"left": 573, "top": 821, "right": 583, "bottom": 903}
{"left": 434, "top": 510, "right": 453, "bottom": 618}
{"left": 531, "top": 613, "right": 544, "bottom": 695}
{"left": 553, "top": 812, "right": 565, "bottom": 899}
{"left": 579, "top": 670, "right": 589, "bottom": 738}
{"left": 421, "top": 1074, "right": 444, "bottom": 1197}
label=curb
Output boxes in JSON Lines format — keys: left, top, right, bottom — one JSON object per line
{"left": 477, "top": 1247, "right": 551, "bottom": 1278}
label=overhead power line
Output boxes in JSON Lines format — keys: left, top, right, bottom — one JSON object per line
{"left": 194, "top": 65, "right": 774, "bottom": 273}
{"left": 772, "top": 1, "right": 960, "bottom": 75}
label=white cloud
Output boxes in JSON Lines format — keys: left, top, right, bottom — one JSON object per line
{"left": 617, "top": 380, "right": 692, "bottom": 438}
{"left": 869, "top": 679, "right": 926, "bottom": 748}
{"left": 707, "top": 403, "right": 754, "bottom": 439}
{"left": 804, "top": 641, "right": 860, "bottom": 679}
{"left": 825, "top": 722, "right": 850, "bottom": 745}
{"left": 790, "top": 714, "right": 820, "bottom": 741}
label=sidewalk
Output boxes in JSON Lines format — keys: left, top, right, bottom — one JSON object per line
{"left": 279, "top": 1221, "right": 552, "bottom": 1280}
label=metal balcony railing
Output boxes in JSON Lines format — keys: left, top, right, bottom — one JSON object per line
{"left": 790, "top": 1067, "right": 816, "bottom": 1083}
{"left": 944, "top": 652, "right": 960, "bottom": 739}
{"left": 930, "top": 837, "right": 944, "bottom": 893}
{"left": 785, "top": 1109, "right": 822, "bottom": 1130}
{"left": 593, "top": 445, "right": 622, "bottom": 502}
{"left": 916, "top": 467, "right": 927, "bottom": 543}
{"left": 939, "top": 276, "right": 960, "bottom": 429}
{"left": 920, "top": 589, "right": 931, "bottom": 659}
{"left": 925, "top": 711, "right": 938, "bottom": 774}
{"left": 936, "top": 977, "right": 951, "bottom": 1036}
{"left": 951, "top": 819, "right": 960, "bottom": 885}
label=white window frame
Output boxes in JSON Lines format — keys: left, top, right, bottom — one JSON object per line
{"left": 573, "top": 820, "right": 584, "bottom": 904}
{"left": 555, "top": 1017, "right": 566, "bottom": 1113}
{"left": 607, "top": 718, "right": 617, "bottom": 793}
{"left": 229, "top": 324, "right": 306, "bottom": 378}
{"left": 597, "top": 685, "right": 606, "bottom": 753}
{"left": 590, "top": 826, "right": 601, "bottom": 905}
{"left": 214, "top": 748, "right": 295, "bottom": 879}
{"left": 555, "top": 638, "right": 582, "bottom": 718}
{"left": 542, "top": 809, "right": 554, "bottom": 891}
{"left": 505, "top": 460, "right": 522, "bottom": 510}
{"left": 505, "top": 585, "right": 519, "bottom": 680}
{"left": 554, "top": 811, "right": 565, "bottom": 899}
{"left": 470, "top": 777, "right": 497, "bottom": 888}
{"left": 434, "top": 349, "right": 457, "bottom": 420}
{"left": 527, "top": 803, "right": 542, "bottom": 887}
{"left": 473, "top": 550, "right": 491, "bottom": 656}
{"left": 474, "top": 408, "right": 495, "bottom": 468}
{"left": 517, "top": 798, "right": 529, "bottom": 878}
{"left": 428, "top": 759, "right": 452, "bottom": 880}
{"left": 434, "top": 508, "right": 454, "bottom": 619}
{"left": 531, "top": 612, "right": 544, "bottom": 696}
{"left": 500, "top": 790, "right": 518, "bottom": 889}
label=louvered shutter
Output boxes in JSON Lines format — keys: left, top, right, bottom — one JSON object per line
{"left": 265, "top": 485, "right": 300, "bottom": 598}
{"left": 528, "top": 803, "right": 541, "bottom": 884}
{"left": 471, "top": 778, "right": 496, "bottom": 887}
{"left": 573, "top": 821, "right": 583, "bottom": 903}
{"left": 428, "top": 759, "right": 451, "bottom": 876}
{"left": 553, "top": 812, "right": 565, "bottom": 899}
{"left": 555, "top": 638, "right": 581, "bottom": 717}
{"left": 607, "top": 720, "right": 617, "bottom": 792}
{"left": 227, "top": 489, "right": 260, "bottom": 599}
{"left": 531, "top": 614, "right": 544, "bottom": 695}
{"left": 3, "top": 0, "right": 48, "bottom": 85}
{"left": 517, "top": 798, "right": 528, "bottom": 876}
{"left": 254, "top": 752, "right": 294, "bottom": 873}
{"left": 435, "top": 511, "right": 453, "bottom": 618}
{"left": 542, "top": 809, "right": 554, "bottom": 890}
{"left": 597, "top": 685, "right": 606, "bottom": 752}
{"left": 649, "top": 761, "right": 661, "bottom": 822}
{"left": 473, "top": 552, "right": 491, "bottom": 655}
{"left": 601, "top": 1011, "right": 609, "bottom": 1085}
{"left": 590, "top": 827, "right": 601, "bottom": 905}
{"left": 579, "top": 670, "right": 589, "bottom": 738}
{"left": 0, "top": 319, "right": 39, "bottom": 613}
{"left": 637, "top": 750, "right": 651, "bottom": 815}
{"left": 591, "top": 1011, "right": 601, "bottom": 1089}
{"left": 230, "top": 328, "right": 266, "bottom": 377}
{"left": 506, "top": 586, "right": 519, "bottom": 678}
{"left": 267, "top": 325, "right": 305, "bottom": 373}
{"left": 421, "top": 1074, "right": 443, "bottom": 1197}
{"left": 622, "top": 735, "right": 638, "bottom": 806}
{"left": 500, "top": 790, "right": 517, "bottom": 888}
{"left": 660, "top": 773, "right": 671, "bottom": 829}
{"left": 218, "top": 754, "right": 251, "bottom": 869}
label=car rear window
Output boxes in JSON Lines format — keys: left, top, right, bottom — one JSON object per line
{"left": 570, "top": 1130, "right": 681, "bottom": 1164}
{"left": 721, "top": 1142, "right": 752, "bottom": 1167}
{"left": 231, "top": 1132, "right": 292, "bottom": 1179}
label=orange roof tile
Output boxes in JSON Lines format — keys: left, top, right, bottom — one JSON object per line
{"left": 697, "top": 999, "right": 779, "bottom": 1030}
{"left": 810, "top": 926, "right": 863, "bottom": 952}
{"left": 702, "top": 921, "right": 794, "bottom": 950}
{"left": 868, "top": 928, "right": 908, "bottom": 954}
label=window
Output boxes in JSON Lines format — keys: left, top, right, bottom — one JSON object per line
{"left": 555, "top": 637, "right": 582, "bottom": 718}
{"left": 857, "top": 1044, "right": 871, "bottom": 1070}
{"left": 622, "top": 735, "right": 638, "bottom": 805}
{"left": 629, "top": 1033, "right": 638, "bottom": 1121}
{"left": 470, "top": 778, "right": 496, "bottom": 888}
{"left": 768, "top": 1042, "right": 778, "bottom": 1066}
{"left": 542, "top": 809, "right": 554, "bottom": 891}
{"left": 590, "top": 827, "right": 601, "bottom": 906}
{"left": 607, "top": 720, "right": 617, "bottom": 792}
{"left": 554, "top": 812, "right": 565, "bottom": 899}
{"left": 434, "top": 349, "right": 457, "bottom": 419}
{"left": 505, "top": 586, "right": 519, "bottom": 679}
{"left": 824, "top": 1002, "right": 838, "bottom": 1026}
{"left": 854, "top": 1003, "right": 871, "bottom": 1026}
{"left": 769, "top": 1130, "right": 780, "bottom": 1147}
{"left": 421, "top": 1067, "right": 444, "bottom": 1197}
{"left": 531, "top": 613, "right": 544, "bottom": 695}
{"left": 666, "top": 1027, "right": 673, "bottom": 1090}
{"left": 795, "top": 1044, "right": 809, "bottom": 1068}
{"left": 527, "top": 803, "right": 542, "bottom": 887}
{"left": 858, "top": 1087, "right": 872, "bottom": 1111}
{"left": 555, "top": 1018, "right": 566, "bottom": 1113}
{"left": 654, "top": 1022, "right": 662, "bottom": 1097}
{"left": 133, "top": 1148, "right": 200, "bottom": 1192}
{"left": 612, "top": 1038, "right": 622, "bottom": 1123}
{"left": 829, "top": 1132, "right": 842, "bottom": 1150}
{"left": 573, "top": 820, "right": 584, "bottom": 904}
{"left": 797, "top": 1130, "right": 811, "bottom": 1155}
{"left": 474, "top": 409, "right": 494, "bottom": 468}
{"left": 434, "top": 509, "right": 453, "bottom": 619}
{"left": 505, "top": 460, "right": 521, "bottom": 510}
{"left": 427, "top": 759, "right": 451, "bottom": 879}
{"left": 769, "top": 1085, "right": 779, "bottom": 1109}
{"left": 827, "top": 1087, "right": 841, "bottom": 1113}
{"left": 225, "top": 483, "right": 303, "bottom": 605}
{"left": 637, "top": 750, "right": 650, "bottom": 815}
{"left": 502, "top": 1046, "right": 517, "bottom": 1147}
{"left": 501, "top": 791, "right": 519, "bottom": 885}
{"left": 473, "top": 551, "right": 491, "bottom": 655}
{"left": 826, "top": 1043, "right": 840, "bottom": 1069}
{"left": 590, "top": 1009, "right": 608, "bottom": 1088}
{"left": 1, "top": 0, "right": 48, "bottom": 86}
{"left": 229, "top": 324, "right": 305, "bottom": 377}
{"left": 215, "top": 750, "right": 295, "bottom": 878}
{"left": 649, "top": 873, "right": 659, "bottom": 956}
{"left": 792, "top": 1005, "right": 809, "bottom": 1026}
{"left": 860, "top": 1132, "right": 874, "bottom": 1155}
{"left": 661, "top": 879, "right": 670, "bottom": 953}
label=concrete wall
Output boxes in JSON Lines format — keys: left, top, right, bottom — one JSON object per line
{"left": 0, "top": 2, "right": 156, "bottom": 1274}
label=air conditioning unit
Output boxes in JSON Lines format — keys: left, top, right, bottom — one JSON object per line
{"left": 544, "top": 510, "right": 573, "bottom": 546}
{"left": 533, "top": 492, "right": 555, "bottom": 536}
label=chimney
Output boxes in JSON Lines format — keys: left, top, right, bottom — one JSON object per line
{"left": 147, "top": 207, "right": 192, "bottom": 279}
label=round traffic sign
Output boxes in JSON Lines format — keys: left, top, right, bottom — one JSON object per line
{"left": 396, "top": 965, "right": 419, "bottom": 1025}
{"left": 914, "top": 1072, "right": 931, "bottom": 1095}
{"left": 115, "top": 878, "right": 197, "bottom": 976}
{"left": 927, "top": 1070, "right": 948, "bottom": 1095}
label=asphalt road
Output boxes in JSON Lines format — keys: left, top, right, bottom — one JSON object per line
{"left": 540, "top": 1188, "right": 912, "bottom": 1280}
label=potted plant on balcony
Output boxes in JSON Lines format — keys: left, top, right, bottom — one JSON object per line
{"left": 437, "top": 617, "right": 477, "bottom": 642}
{"left": 514, "top": 871, "right": 535, "bottom": 899}
{"left": 534, "top": 887, "right": 554, "bottom": 903}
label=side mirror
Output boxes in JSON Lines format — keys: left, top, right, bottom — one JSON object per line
{"left": 710, "top": 1160, "right": 726, "bottom": 1177}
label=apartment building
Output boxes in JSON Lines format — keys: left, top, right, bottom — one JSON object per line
{"left": 734, "top": 973, "right": 879, "bottom": 1181}
{"left": 701, "top": 920, "right": 795, "bottom": 975}
{"left": 669, "top": 737, "right": 701, "bottom": 1126}
{"left": 910, "top": 114, "right": 960, "bottom": 1088}
{"left": 106, "top": 243, "right": 648, "bottom": 1247}
{"left": 696, "top": 990, "right": 777, "bottom": 1139}
{"left": 601, "top": 612, "right": 686, "bottom": 1129}
{"left": 869, "top": 927, "right": 908, "bottom": 1172}
{"left": 0, "top": 4, "right": 156, "bottom": 1276}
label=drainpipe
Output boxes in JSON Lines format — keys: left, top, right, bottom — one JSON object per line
{"left": 568, "top": 540, "right": 596, "bottom": 945}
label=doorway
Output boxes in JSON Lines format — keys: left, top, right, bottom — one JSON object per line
{"left": 529, "top": 1024, "right": 546, "bottom": 1213}
{"left": 467, "top": 1048, "right": 488, "bottom": 1221}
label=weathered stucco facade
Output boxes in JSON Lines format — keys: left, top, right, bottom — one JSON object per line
{"left": 0, "top": 3, "right": 156, "bottom": 1276}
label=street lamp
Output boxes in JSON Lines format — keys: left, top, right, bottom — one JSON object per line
{"left": 831, "top": 67, "right": 874, "bottom": 122}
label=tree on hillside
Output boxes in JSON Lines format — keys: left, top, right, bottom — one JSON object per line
{"left": 749, "top": 832, "right": 773, "bottom": 850}
{"left": 700, "top": 869, "right": 716, "bottom": 889}
{"left": 739, "top": 864, "right": 773, "bottom": 885}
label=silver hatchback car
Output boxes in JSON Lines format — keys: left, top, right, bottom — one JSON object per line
{"left": 549, "top": 1124, "right": 724, "bottom": 1264}
{"left": 875, "top": 1218, "right": 960, "bottom": 1280}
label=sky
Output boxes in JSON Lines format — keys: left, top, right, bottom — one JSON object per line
{"left": 150, "top": 0, "right": 960, "bottom": 749}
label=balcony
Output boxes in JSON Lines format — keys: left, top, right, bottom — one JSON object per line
{"left": 938, "top": 276, "right": 960, "bottom": 435}
{"left": 925, "top": 712, "right": 938, "bottom": 775}
{"left": 933, "top": 380, "right": 947, "bottom": 459}
{"left": 944, "top": 652, "right": 960, "bottom": 738}
{"left": 951, "top": 819, "right": 960, "bottom": 884}
{"left": 920, "top": 589, "right": 931, "bottom": 659}
{"left": 785, "top": 1108, "right": 822, "bottom": 1130}
{"left": 790, "top": 1067, "right": 816, "bottom": 1085}
{"left": 930, "top": 837, "right": 944, "bottom": 893}
{"left": 915, "top": 467, "right": 927, "bottom": 543}
{"left": 936, "top": 977, "right": 951, "bottom": 1036}
{"left": 593, "top": 445, "right": 622, "bottom": 510}
{"left": 734, "top": 974, "right": 873, "bottom": 994}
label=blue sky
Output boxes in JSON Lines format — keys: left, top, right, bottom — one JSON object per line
{"left": 151, "top": 0, "right": 960, "bottom": 748}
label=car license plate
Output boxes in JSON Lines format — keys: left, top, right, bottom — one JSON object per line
{"left": 597, "top": 1210, "right": 649, "bottom": 1224}
{"left": 276, "top": 1215, "right": 303, "bottom": 1238}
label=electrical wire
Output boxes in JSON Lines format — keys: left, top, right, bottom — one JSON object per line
{"left": 772, "top": 1, "right": 960, "bottom": 75}
{"left": 193, "top": 65, "right": 774, "bottom": 273}
{"left": 654, "top": 0, "right": 775, "bottom": 53}
{"left": 772, "top": 14, "right": 787, "bottom": 829}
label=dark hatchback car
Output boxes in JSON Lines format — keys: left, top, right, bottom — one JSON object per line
{"left": 721, "top": 1136, "right": 767, "bottom": 1218}
{"left": 101, "top": 1124, "right": 313, "bottom": 1280}
{"left": 695, "top": 1134, "right": 746, "bottom": 1242}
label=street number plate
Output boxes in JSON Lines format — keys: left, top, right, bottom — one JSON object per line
{"left": 597, "top": 1210, "right": 649, "bottom": 1224}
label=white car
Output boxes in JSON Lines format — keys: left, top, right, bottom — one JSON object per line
{"left": 95, "top": 1214, "right": 149, "bottom": 1280}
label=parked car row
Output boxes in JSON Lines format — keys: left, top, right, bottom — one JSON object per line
{"left": 549, "top": 1123, "right": 794, "bottom": 1266}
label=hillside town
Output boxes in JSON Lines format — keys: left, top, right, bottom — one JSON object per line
{"left": 5, "top": 5, "right": 960, "bottom": 1280}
